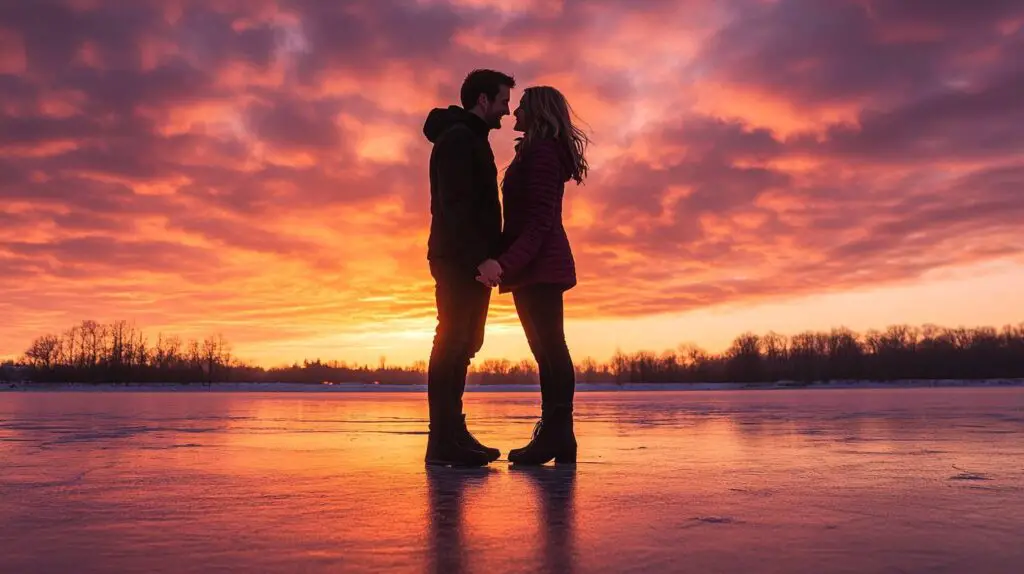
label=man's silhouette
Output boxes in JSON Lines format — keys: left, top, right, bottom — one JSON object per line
{"left": 422, "top": 69, "right": 515, "bottom": 466}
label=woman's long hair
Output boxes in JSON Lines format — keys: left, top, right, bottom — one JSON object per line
{"left": 514, "top": 86, "right": 590, "bottom": 185}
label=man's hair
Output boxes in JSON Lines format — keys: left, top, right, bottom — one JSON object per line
{"left": 460, "top": 69, "right": 515, "bottom": 110}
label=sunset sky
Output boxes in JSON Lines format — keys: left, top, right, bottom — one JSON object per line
{"left": 1, "top": 0, "right": 1022, "bottom": 368}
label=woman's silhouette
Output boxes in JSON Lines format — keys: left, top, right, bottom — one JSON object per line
{"left": 477, "top": 86, "right": 590, "bottom": 465}
{"left": 518, "top": 466, "right": 578, "bottom": 571}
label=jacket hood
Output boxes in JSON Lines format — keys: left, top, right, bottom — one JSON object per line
{"left": 423, "top": 105, "right": 486, "bottom": 143}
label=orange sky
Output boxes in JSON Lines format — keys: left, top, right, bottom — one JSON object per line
{"left": 1, "top": 0, "right": 1023, "bottom": 367}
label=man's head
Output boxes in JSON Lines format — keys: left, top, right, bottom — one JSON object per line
{"left": 460, "top": 69, "right": 515, "bottom": 130}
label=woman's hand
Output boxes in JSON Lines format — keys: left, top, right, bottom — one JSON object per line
{"left": 476, "top": 259, "right": 503, "bottom": 288}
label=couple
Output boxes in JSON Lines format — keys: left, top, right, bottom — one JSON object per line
{"left": 423, "top": 69, "right": 589, "bottom": 467}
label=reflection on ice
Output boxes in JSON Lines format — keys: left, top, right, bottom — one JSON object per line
{"left": 1, "top": 388, "right": 1023, "bottom": 573}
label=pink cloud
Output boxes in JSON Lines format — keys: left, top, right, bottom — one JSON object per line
{"left": 1, "top": 0, "right": 1023, "bottom": 362}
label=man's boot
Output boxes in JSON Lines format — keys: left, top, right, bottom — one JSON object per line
{"left": 425, "top": 416, "right": 492, "bottom": 467}
{"left": 455, "top": 414, "right": 500, "bottom": 462}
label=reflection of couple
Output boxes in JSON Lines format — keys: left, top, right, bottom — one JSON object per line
{"left": 427, "top": 466, "right": 577, "bottom": 573}
{"left": 423, "top": 69, "right": 590, "bottom": 467}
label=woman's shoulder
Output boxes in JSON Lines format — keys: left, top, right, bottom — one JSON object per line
{"left": 523, "top": 136, "right": 560, "bottom": 154}
{"left": 520, "top": 137, "right": 565, "bottom": 167}
{"left": 522, "top": 137, "right": 570, "bottom": 180}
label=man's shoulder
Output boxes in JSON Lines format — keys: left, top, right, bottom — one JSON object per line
{"left": 435, "top": 123, "right": 475, "bottom": 146}
{"left": 434, "top": 123, "right": 489, "bottom": 162}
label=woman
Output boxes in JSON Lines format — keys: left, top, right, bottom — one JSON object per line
{"left": 477, "top": 86, "right": 590, "bottom": 465}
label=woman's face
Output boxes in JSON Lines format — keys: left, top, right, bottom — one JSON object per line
{"left": 512, "top": 95, "right": 528, "bottom": 133}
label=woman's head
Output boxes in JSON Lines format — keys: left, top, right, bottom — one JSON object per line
{"left": 512, "top": 86, "right": 590, "bottom": 184}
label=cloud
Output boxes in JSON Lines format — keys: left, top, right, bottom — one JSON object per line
{"left": 1, "top": 0, "right": 1022, "bottom": 362}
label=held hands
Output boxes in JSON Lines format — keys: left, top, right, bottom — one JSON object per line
{"left": 476, "top": 259, "right": 503, "bottom": 288}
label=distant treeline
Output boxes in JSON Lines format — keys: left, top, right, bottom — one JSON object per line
{"left": 4, "top": 319, "right": 1024, "bottom": 385}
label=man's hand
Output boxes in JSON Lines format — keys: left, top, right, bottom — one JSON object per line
{"left": 476, "top": 259, "right": 502, "bottom": 288}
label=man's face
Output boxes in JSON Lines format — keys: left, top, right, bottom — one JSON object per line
{"left": 482, "top": 85, "right": 511, "bottom": 129}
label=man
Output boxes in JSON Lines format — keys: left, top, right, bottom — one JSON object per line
{"left": 422, "top": 69, "right": 514, "bottom": 466}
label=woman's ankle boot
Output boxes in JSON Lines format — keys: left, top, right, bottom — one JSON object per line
{"left": 508, "top": 407, "right": 576, "bottom": 465}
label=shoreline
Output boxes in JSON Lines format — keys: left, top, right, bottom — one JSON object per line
{"left": 3, "top": 378, "right": 1024, "bottom": 393}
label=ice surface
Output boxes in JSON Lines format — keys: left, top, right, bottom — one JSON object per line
{"left": 1, "top": 388, "right": 1023, "bottom": 573}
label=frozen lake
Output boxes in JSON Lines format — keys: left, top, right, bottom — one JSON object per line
{"left": 2, "top": 388, "right": 1023, "bottom": 573}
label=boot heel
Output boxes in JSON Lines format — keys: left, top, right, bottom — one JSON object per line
{"left": 554, "top": 447, "right": 577, "bottom": 464}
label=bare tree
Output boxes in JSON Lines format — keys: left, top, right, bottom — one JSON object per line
{"left": 187, "top": 338, "right": 202, "bottom": 373}
{"left": 727, "top": 332, "right": 762, "bottom": 382}
{"left": 15, "top": 319, "right": 1024, "bottom": 385}
{"left": 24, "top": 335, "right": 60, "bottom": 369}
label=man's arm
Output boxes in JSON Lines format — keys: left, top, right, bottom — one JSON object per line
{"left": 435, "top": 127, "right": 488, "bottom": 268}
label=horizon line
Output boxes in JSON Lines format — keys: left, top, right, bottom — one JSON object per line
{"left": 9, "top": 318, "right": 1024, "bottom": 371}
